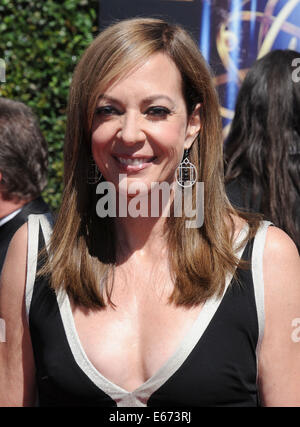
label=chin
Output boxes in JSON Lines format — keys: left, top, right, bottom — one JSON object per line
{"left": 117, "top": 180, "right": 152, "bottom": 199}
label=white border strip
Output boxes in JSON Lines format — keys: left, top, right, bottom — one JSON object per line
{"left": 39, "top": 214, "right": 53, "bottom": 251}
{"left": 25, "top": 213, "right": 53, "bottom": 321}
{"left": 25, "top": 215, "right": 40, "bottom": 321}
{"left": 251, "top": 220, "right": 272, "bottom": 354}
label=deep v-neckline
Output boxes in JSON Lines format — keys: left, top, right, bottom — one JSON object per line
{"left": 56, "top": 224, "right": 249, "bottom": 407}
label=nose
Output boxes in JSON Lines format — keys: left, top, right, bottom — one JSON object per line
{"left": 117, "top": 111, "right": 145, "bottom": 145}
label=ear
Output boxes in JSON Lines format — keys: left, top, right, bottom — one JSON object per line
{"left": 184, "top": 103, "right": 201, "bottom": 150}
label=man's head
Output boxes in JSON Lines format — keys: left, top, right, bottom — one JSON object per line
{"left": 0, "top": 98, "right": 48, "bottom": 202}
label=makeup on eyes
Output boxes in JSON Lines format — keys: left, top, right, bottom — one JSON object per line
{"left": 96, "top": 94, "right": 176, "bottom": 116}
{"left": 95, "top": 105, "right": 174, "bottom": 120}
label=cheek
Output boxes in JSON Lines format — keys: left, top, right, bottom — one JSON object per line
{"left": 91, "top": 127, "right": 115, "bottom": 166}
{"left": 152, "top": 121, "right": 187, "bottom": 153}
{"left": 91, "top": 124, "right": 113, "bottom": 147}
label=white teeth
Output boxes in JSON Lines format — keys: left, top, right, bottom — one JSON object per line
{"left": 117, "top": 157, "right": 152, "bottom": 166}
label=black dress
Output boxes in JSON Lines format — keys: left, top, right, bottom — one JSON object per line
{"left": 25, "top": 214, "right": 271, "bottom": 407}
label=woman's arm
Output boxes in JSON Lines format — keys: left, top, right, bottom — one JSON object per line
{"left": 0, "top": 223, "right": 36, "bottom": 406}
{"left": 258, "top": 226, "right": 300, "bottom": 406}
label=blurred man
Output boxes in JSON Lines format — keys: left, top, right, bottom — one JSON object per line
{"left": 0, "top": 98, "right": 51, "bottom": 273}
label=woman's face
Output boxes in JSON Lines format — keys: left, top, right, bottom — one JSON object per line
{"left": 91, "top": 52, "right": 201, "bottom": 196}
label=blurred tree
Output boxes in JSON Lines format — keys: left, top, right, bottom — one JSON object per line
{"left": 0, "top": 0, "right": 99, "bottom": 211}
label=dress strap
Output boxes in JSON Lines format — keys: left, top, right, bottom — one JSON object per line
{"left": 251, "top": 220, "right": 273, "bottom": 354}
{"left": 25, "top": 213, "right": 53, "bottom": 321}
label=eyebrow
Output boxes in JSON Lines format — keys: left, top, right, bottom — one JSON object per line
{"left": 141, "top": 95, "right": 176, "bottom": 106}
{"left": 98, "top": 94, "right": 176, "bottom": 106}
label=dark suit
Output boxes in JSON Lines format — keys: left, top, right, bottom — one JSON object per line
{"left": 0, "top": 196, "right": 51, "bottom": 274}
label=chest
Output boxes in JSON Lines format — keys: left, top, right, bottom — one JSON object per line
{"left": 71, "top": 269, "right": 202, "bottom": 392}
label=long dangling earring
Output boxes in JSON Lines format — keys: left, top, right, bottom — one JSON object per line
{"left": 87, "top": 155, "right": 102, "bottom": 184}
{"left": 175, "top": 148, "right": 197, "bottom": 188}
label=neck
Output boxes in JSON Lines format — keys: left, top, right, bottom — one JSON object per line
{"left": 0, "top": 196, "right": 30, "bottom": 220}
{"left": 113, "top": 190, "right": 173, "bottom": 260}
{"left": 115, "top": 215, "right": 167, "bottom": 256}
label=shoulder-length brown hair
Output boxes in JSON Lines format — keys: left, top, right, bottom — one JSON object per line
{"left": 41, "top": 18, "right": 261, "bottom": 309}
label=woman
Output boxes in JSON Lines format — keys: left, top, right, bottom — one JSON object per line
{"left": 0, "top": 18, "right": 299, "bottom": 407}
{"left": 224, "top": 49, "right": 300, "bottom": 253}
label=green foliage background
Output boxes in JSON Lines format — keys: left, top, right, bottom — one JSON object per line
{"left": 0, "top": 0, "right": 99, "bottom": 211}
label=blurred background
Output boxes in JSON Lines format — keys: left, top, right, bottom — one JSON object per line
{"left": 1, "top": 0, "right": 299, "bottom": 212}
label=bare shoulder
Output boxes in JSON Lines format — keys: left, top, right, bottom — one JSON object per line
{"left": 1, "top": 222, "right": 28, "bottom": 296}
{"left": 263, "top": 224, "right": 300, "bottom": 321}
{"left": 7, "top": 220, "right": 28, "bottom": 253}
{"left": 264, "top": 225, "right": 299, "bottom": 257}
{"left": 258, "top": 225, "right": 300, "bottom": 406}
{"left": 263, "top": 225, "right": 300, "bottom": 287}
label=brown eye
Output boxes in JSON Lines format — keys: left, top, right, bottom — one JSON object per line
{"left": 146, "top": 107, "right": 171, "bottom": 117}
{"left": 95, "top": 106, "right": 121, "bottom": 116}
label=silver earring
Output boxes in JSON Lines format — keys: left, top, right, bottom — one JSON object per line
{"left": 87, "top": 156, "right": 102, "bottom": 184}
{"left": 175, "top": 149, "right": 197, "bottom": 188}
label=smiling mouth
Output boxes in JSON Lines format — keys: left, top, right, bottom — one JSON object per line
{"left": 114, "top": 156, "right": 156, "bottom": 166}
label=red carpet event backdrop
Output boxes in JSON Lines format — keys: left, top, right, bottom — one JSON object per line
{"left": 99, "top": 0, "right": 300, "bottom": 137}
